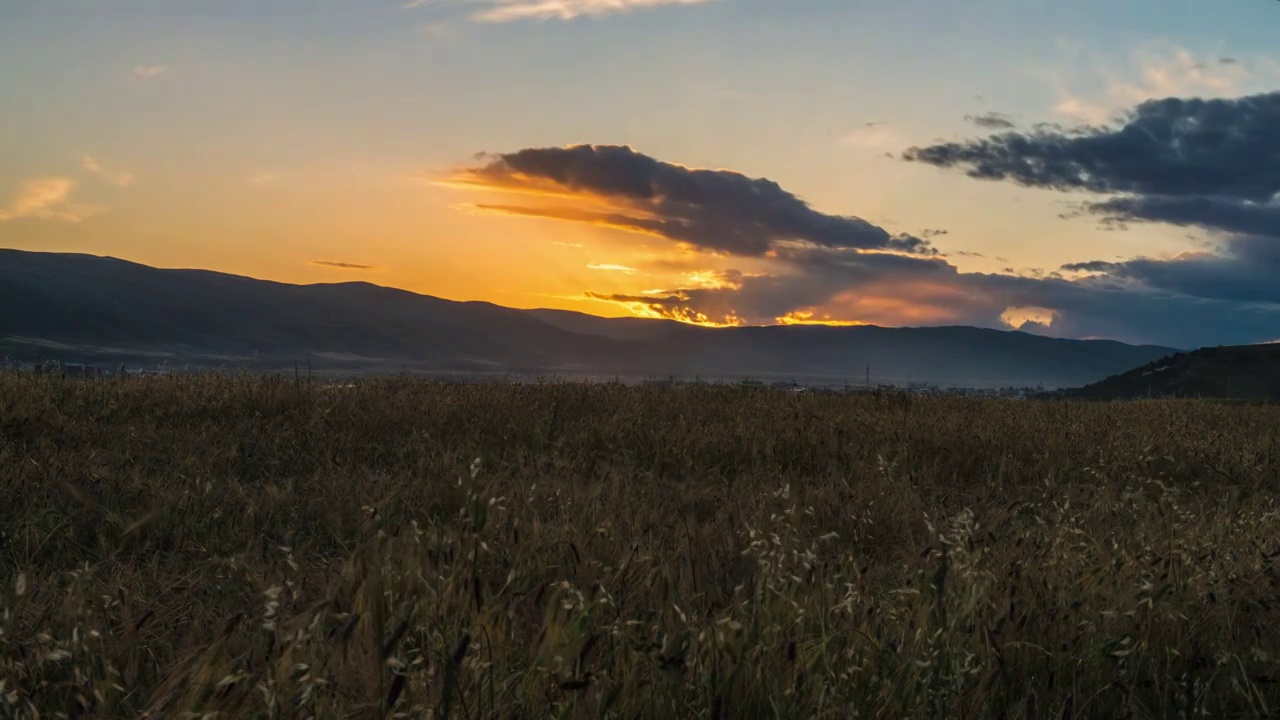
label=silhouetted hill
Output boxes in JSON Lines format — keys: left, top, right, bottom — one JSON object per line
{"left": 1, "top": 249, "right": 1177, "bottom": 386}
{"left": 1063, "top": 344, "right": 1280, "bottom": 400}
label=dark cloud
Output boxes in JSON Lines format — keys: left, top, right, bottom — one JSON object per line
{"left": 921, "top": 228, "right": 949, "bottom": 237}
{"left": 1060, "top": 260, "right": 1117, "bottom": 273}
{"left": 1062, "top": 250, "right": 1280, "bottom": 304}
{"left": 447, "top": 143, "right": 1280, "bottom": 347}
{"left": 899, "top": 90, "right": 1280, "bottom": 340}
{"left": 926, "top": 90, "right": 1274, "bottom": 243}
{"left": 452, "top": 144, "right": 933, "bottom": 257}
{"left": 586, "top": 244, "right": 1280, "bottom": 347}
{"left": 964, "top": 112, "right": 1017, "bottom": 129}
{"left": 1059, "top": 224, "right": 1280, "bottom": 305}
{"left": 311, "top": 260, "right": 377, "bottom": 270}
{"left": 904, "top": 91, "right": 1280, "bottom": 201}
{"left": 1088, "top": 195, "right": 1280, "bottom": 239}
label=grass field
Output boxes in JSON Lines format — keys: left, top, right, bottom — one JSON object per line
{"left": 2, "top": 374, "right": 1279, "bottom": 718}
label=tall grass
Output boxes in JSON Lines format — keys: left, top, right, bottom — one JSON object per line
{"left": 1, "top": 374, "right": 1278, "bottom": 718}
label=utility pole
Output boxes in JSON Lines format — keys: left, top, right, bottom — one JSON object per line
{"left": 865, "top": 363, "right": 871, "bottom": 388}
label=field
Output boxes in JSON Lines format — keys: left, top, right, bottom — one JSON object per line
{"left": 2, "top": 374, "right": 1279, "bottom": 719}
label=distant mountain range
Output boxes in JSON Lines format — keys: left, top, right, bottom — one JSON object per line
{"left": 1063, "top": 343, "right": 1280, "bottom": 400}
{"left": 1, "top": 249, "right": 1179, "bottom": 388}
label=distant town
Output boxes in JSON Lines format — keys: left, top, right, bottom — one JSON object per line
{"left": 3, "top": 357, "right": 1048, "bottom": 399}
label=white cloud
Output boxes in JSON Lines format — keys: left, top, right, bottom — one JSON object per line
{"left": 131, "top": 65, "right": 168, "bottom": 80}
{"left": 81, "top": 155, "right": 135, "bottom": 187}
{"left": 0, "top": 178, "right": 97, "bottom": 223}
{"left": 1037, "top": 43, "right": 1279, "bottom": 125}
{"left": 410, "top": 0, "right": 718, "bottom": 23}
{"left": 587, "top": 263, "right": 638, "bottom": 273}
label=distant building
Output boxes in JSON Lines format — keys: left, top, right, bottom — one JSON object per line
{"left": 33, "top": 362, "right": 103, "bottom": 378}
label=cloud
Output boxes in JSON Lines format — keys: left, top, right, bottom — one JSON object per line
{"left": 902, "top": 86, "right": 1280, "bottom": 343}
{"left": 131, "top": 65, "right": 168, "bottom": 80}
{"left": 81, "top": 155, "right": 135, "bottom": 187}
{"left": 1037, "top": 44, "right": 1271, "bottom": 125}
{"left": 311, "top": 260, "right": 378, "bottom": 270}
{"left": 410, "top": 0, "right": 717, "bottom": 23}
{"left": 1084, "top": 194, "right": 1280, "bottom": 241}
{"left": 582, "top": 244, "right": 1280, "bottom": 346}
{"left": 444, "top": 143, "right": 1280, "bottom": 347}
{"left": 904, "top": 91, "right": 1280, "bottom": 201}
{"left": 444, "top": 144, "right": 933, "bottom": 257}
{"left": 1058, "top": 235, "right": 1280, "bottom": 305}
{"left": 0, "top": 177, "right": 97, "bottom": 223}
{"left": 905, "top": 90, "right": 1280, "bottom": 233}
{"left": 964, "top": 112, "right": 1016, "bottom": 129}
{"left": 582, "top": 248, "right": 959, "bottom": 326}
{"left": 587, "top": 263, "right": 638, "bottom": 274}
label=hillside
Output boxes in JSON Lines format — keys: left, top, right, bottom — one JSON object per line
{"left": 1066, "top": 343, "right": 1280, "bottom": 400}
{"left": 1, "top": 249, "right": 1178, "bottom": 387}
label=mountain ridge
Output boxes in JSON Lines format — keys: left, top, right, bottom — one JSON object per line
{"left": 1, "top": 248, "right": 1179, "bottom": 387}
{"left": 1061, "top": 344, "right": 1280, "bottom": 400}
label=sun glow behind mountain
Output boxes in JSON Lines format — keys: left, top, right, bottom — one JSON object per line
{"left": 2, "top": 1, "right": 1279, "bottom": 347}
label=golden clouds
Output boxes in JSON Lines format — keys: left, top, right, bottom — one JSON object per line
{"left": 81, "top": 156, "right": 135, "bottom": 187}
{"left": 587, "top": 263, "right": 638, "bottom": 274}
{"left": 776, "top": 310, "right": 868, "bottom": 326}
{"left": 584, "top": 292, "right": 742, "bottom": 327}
{"left": 999, "top": 306, "right": 1057, "bottom": 330}
{"left": 0, "top": 177, "right": 96, "bottom": 223}
{"left": 434, "top": 144, "right": 947, "bottom": 328}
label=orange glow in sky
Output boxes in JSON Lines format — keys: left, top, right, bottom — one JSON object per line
{"left": 3, "top": 3, "right": 1278, "bottom": 347}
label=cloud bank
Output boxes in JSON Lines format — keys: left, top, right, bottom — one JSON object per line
{"left": 904, "top": 92, "right": 1280, "bottom": 202}
{"left": 904, "top": 90, "right": 1280, "bottom": 342}
{"left": 410, "top": 0, "right": 717, "bottom": 22}
{"left": 444, "top": 138, "right": 1280, "bottom": 348}
{"left": 447, "top": 144, "right": 933, "bottom": 257}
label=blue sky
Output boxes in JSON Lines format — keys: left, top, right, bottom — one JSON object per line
{"left": 2, "top": 0, "right": 1279, "bottom": 347}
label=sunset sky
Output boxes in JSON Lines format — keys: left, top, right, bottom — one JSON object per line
{"left": 3, "top": 0, "right": 1279, "bottom": 348}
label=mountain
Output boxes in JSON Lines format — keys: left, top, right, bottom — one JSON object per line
{"left": 1063, "top": 344, "right": 1280, "bottom": 400}
{"left": 0, "top": 249, "right": 1177, "bottom": 387}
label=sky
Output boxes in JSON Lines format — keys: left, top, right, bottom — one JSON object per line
{"left": 2, "top": 0, "right": 1279, "bottom": 348}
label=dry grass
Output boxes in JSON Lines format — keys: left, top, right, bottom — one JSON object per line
{"left": 1, "top": 373, "right": 1279, "bottom": 718}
